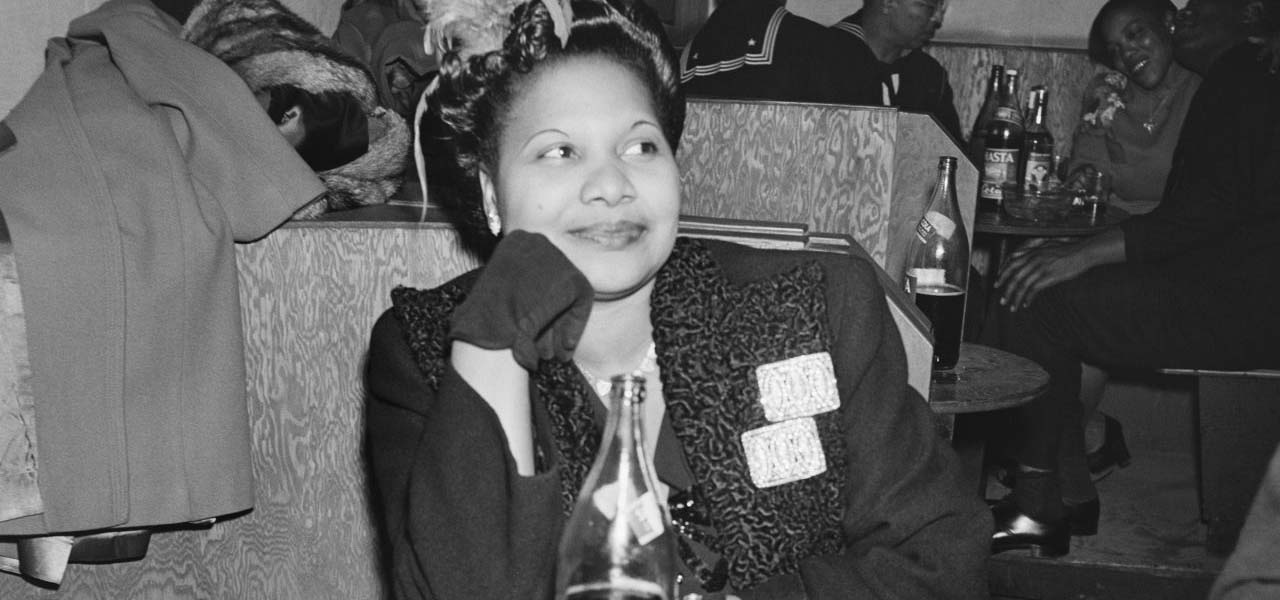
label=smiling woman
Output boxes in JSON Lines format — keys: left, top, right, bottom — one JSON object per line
{"left": 362, "top": 0, "right": 991, "bottom": 598}
{"left": 1067, "top": 0, "right": 1201, "bottom": 214}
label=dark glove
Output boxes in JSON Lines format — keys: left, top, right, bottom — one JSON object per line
{"left": 448, "top": 230, "right": 593, "bottom": 371}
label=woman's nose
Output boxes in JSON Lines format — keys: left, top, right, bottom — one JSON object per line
{"left": 580, "top": 159, "right": 637, "bottom": 206}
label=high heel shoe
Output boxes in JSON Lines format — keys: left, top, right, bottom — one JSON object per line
{"left": 1088, "top": 415, "right": 1132, "bottom": 482}
{"left": 991, "top": 498, "right": 1070, "bottom": 558}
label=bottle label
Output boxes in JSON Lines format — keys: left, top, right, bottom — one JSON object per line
{"left": 626, "top": 492, "right": 665, "bottom": 545}
{"left": 915, "top": 210, "right": 956, "bottom": 243}
{"left": 590, "top": 485, "right": 666, "bottom": 545}
{"left": 981, "top": 148, "right": 1020, "bottom": 202}
{"left": 992, "top": 106, "right": 1021, "bottom": 124}
{"left": 908, "top": 267, "right": 946, "bottom": 288}
{"left": 1023, "top": 152, "right": 1053, "bottom": 191}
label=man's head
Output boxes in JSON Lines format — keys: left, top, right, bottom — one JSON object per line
{"left": 861, "top": 0, "right": 948, "bottom": 57}
{"left": 1173, "top": 0, "right": 1275, "bottom": 72}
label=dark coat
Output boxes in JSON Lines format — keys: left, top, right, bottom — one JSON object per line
{"left": 0, "top": 0, "right": 322, "bottom": 535}
{"left": 365, "top": 239, "right": 991, "bottom": 599}
{"left": 680, "top": 0, "right": 856, "bottom": 104}
{"left": 825, "top": 11, "right": 964, "bottom": 144}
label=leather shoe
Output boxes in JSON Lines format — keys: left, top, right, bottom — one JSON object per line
{"left": 991, "top": 499, "right": 1069, "bottom": 558}
{"left": 1087, "top": 415, "right": 1132, "bottom": 482}
{"left": 990, "top": 494, "right": 1098, "bottom": 537}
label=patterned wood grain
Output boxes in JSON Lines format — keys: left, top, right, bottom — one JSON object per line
{"left": 0, "top": 223, "right": 480, "bottom": 599}
{"left": 0, "top": 210, "right": 41, "bottom": 523}
{"left": 926, "top": 43, "right": 1105, "bottom": 160}
{"left": 679, "top": 99, "right": 898, "bottom": 268}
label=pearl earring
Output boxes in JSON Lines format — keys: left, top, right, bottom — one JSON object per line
{"left": 486, "top": 211, "right": 502, "bottom": 236}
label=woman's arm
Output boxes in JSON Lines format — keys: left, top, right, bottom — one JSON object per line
{"left": 445, "top": 230, "right": 593, "bottom": 475}
{"left": 450, "top": 342, "right": 535, "bottom": 473}
{"left": 366, "top": 311, "right": 564, "bottom": 600}
{"left": 365, "top": 232, "right": 592, "bottom": 599}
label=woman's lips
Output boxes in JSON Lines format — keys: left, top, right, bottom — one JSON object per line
{"left": 570, "top": 221, "right": 647, "bottom": 248}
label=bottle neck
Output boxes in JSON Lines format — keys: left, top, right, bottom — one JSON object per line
{"left": 602, "top": 376, "right": 657, "bottom": 491}
{"left": 931, "top": 163, "right": 960, "bottom": 214}
{"left": 1000, "top": 75, "right": 1020, "bottom": 107}
{"left": 1029, "top": 92, "right": 1048, "bottom": 128}
{"left": 984, "top": 68, "right": 1003, "bottom": 102}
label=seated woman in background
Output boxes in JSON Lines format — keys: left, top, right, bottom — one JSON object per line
{"left": 1047, "top": 0, "right": 1199, "bottom": 490}
{"left": 1055, "top": 0, "right": 1277, "bottom": 487}
{"left": 363, "top": 0, "right": 991, "bottom": 598}
{"left": 1068, "top": 0, "right": 1200, "bottom": 216}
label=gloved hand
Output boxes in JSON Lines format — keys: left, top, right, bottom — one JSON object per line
{"left": 448, "top": 230, "right": 593, "bottom": 371}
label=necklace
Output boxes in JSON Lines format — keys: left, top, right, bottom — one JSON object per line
{"left": 574, "top": 342, "right": 658, "bottom": 398}
{"left": 1141, "top": 89, "right": 1175, "bottom": 134}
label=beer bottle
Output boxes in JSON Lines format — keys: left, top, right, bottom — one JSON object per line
{"left": 905, "top": 157, "right": 969, "bottom": 372}
{"left": 967, "top": 64, "right": 1003, "bottom": 164}
{"left": 556, "top": 374, "right": 677, "bottom": 600}
{"left": 1021, "top": 86, "right": 1055, "bottom": 193}
{"left": 979, "top": 69, "right": 1023, "bottom": 212}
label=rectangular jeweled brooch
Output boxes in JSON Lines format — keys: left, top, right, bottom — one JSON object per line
{"left": 740, "top": 417, "right": 827, "bottom": 488}
{"left": 754, "top": 352, "right": 840, "bottom": 422}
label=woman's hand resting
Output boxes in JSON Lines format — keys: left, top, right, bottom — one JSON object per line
{"left": 449, "top": 230, "right": 594, "bottom": 371}
{"left": 448, "top": 230, "right": 593, "bottom": 475}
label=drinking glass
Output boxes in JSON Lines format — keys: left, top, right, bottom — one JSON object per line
{"left": 1078, "top": 170, "right": 1111, "bottom": 223}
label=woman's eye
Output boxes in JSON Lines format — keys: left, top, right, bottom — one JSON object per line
{"left": 623, "top": 140, "right": 661, "bottom": 156}
{"left": 539, "top": 145, "right": 575, "bottom": 160}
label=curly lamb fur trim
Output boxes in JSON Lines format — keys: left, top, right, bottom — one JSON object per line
{"left": 184, "top": 0, "right": 410, "bottom": 218}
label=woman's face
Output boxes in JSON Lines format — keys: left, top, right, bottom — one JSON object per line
{"left": 1101, "top": 7, "right": 1175, "bottom": 90}
{"left": 481, "top": 55, "right": 681, "bottom": 302}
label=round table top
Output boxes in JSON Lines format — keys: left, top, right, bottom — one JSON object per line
{"left": 975, "top": 206, "right": 1131, "bottom": 237}
{"left": 929, "top": 343, "right": 1048, "bottom": 414}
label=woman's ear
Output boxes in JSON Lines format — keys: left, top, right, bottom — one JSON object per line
{"left": 1164, "top": 10, "right": 1176, "bottom": 35}
{"left": 276, "top": 106, "right": 306, "bottom": 148}
{"left": 478, "top": 169, "right": 502, "bottom": 237}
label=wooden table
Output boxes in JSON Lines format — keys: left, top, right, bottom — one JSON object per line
{"left": 975, "top": 205, "right": 1131, "bottom": 238}
{"left": 968, "top": 207, "right": 1133, "bottom": 341}
{"left": 930, "top": 343, "right": 1049, "bottom": 496}
{"left": 975, "top": 205, "right": 1131, "bottom": 274}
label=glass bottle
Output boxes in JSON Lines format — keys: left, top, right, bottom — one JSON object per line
{"left": 905, "top": 157, "right": 969, "bottom": 372}
{"left": 967, "top": 64, "right": 1003, "bottom": 164}
{"left": 1021, "top": 86, "right": 1055, "bottom": 193}
{"left": 979, "top": 69, "right": 1024, "bottom": 213}
{"left": 556, "top": 375, "right": 676, "bottom": 600}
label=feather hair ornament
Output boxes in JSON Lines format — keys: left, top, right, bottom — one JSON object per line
{"left": 407, "top": 0, "right": 571, "bottom": 215}
{"left": 413, "top": 0, "right": 573, "bottom": 58}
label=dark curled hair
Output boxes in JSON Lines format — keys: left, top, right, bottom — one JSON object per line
{"left": 264, "top": 85, "right": 370, "bottom": 172}
{"left": 1087, "top": 0, "right": 1178, "bottom": 65}
{"left": 431, "top": 0, "right": 685, "bottom": 178}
